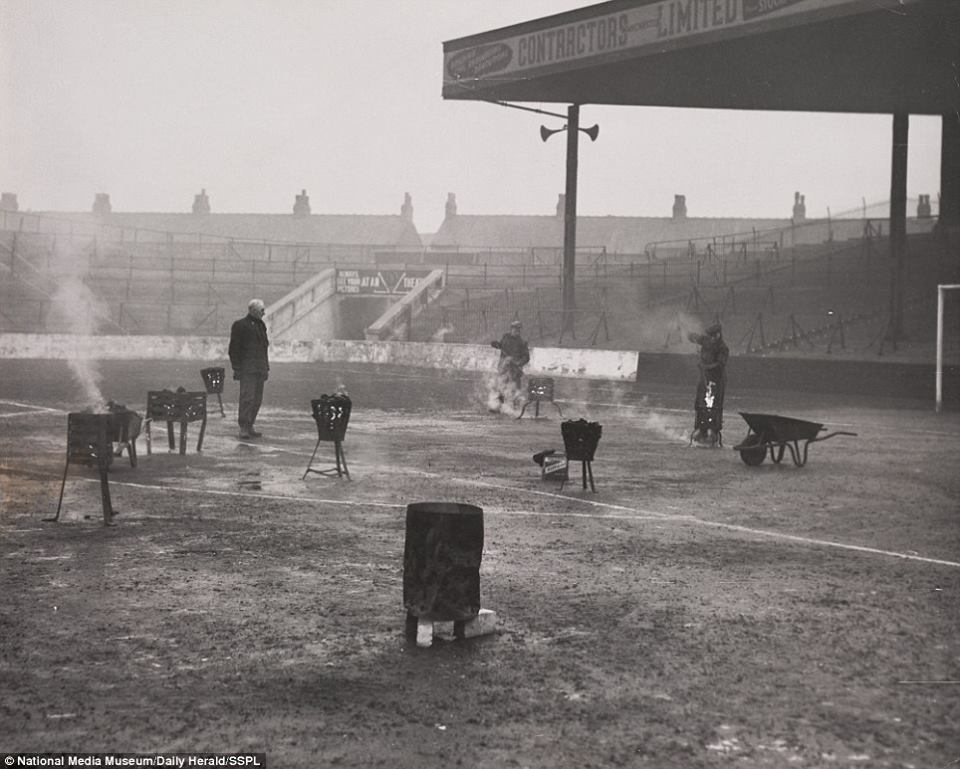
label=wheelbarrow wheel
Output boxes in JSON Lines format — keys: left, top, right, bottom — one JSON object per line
{"left": 739, "top": 434, "right": 766, "bottom": 466}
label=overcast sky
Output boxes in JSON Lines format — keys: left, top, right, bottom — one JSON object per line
{"left": 0, "top": 0, "right": 943, "bottom": 233}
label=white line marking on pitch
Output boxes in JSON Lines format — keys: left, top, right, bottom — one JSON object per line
{"left": 73, "top": 475, "right": 960, "bottom": 569}
{"left": 0, "top": 410, "right": 59, "bottom": 419}
{"left": 0, "top": 400, "right": 64, "bottom": 417}
{"left": 8, "top": 461, "right": 958, "bottom": 568}
{"left": 483, "top": 507, "right": 691, "bottom": 523}
{"left": 455, "top": 475, "right": 960, "bottom": 568}
{"left": 102, "top": 480, "right": 402, "bottom": 509}
{"left": 684, "top": 520, "right": 960, "bottom": 568}
{"left": 562, "top": 399, "right": 688, "bottom": 413}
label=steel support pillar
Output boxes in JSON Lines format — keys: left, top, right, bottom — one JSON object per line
{"left": 939, "top": 112, "right": 960, "bottom": 234}
{"left": 561, "top": 104, "right": 580, "bottom": 338}
{"left": 887, "top": 112, "right": 909, "bottom": 342}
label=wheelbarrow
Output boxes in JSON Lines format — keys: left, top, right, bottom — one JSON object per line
{"left": 732, "top": 412, "right": 857, "bottom": 467}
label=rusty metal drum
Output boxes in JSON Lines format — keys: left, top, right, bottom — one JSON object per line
{"left": 403, "top": 502, "right": 484, "bottom": 622}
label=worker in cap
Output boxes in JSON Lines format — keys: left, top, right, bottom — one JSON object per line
{"left": 490, "top": 319, "right": 530, "bottom": 412}
{"left": 686, "top": 322, "right": 729, "bottom": 446}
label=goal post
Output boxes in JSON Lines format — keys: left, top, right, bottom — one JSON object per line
{"left": 936, "top": 284, "right": 960, "bottom": 413}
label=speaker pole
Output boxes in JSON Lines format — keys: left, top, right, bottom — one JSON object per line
{"left": 538, "top": 107, "right": 599, "bottom": 340}
{"left": 562, "top": 104, "right": 580, "bottom": 339}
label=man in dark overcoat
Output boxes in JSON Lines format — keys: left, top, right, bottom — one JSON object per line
{"left": 229, "top": 298, "right": 269, "bottom": 439}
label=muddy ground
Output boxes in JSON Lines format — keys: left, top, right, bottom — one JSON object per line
{"left": 0, "top": 359, "right": 958, "bottom": 769}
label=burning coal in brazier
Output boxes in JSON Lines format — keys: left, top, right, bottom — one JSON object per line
{"left": 517, "top": 376, "right": 564, "bottom": 419}
{"left": 50, "top": 413, "right": 115, "bottom": 525}
{"left": 561, "top": 419, "right": 602, "bottom": 492}
{"left": 145, "top": 389, "right": 208, "bottom": 455}
{"left": 104, "top": 401, "right": 142, "bottom": 467}
{"left": 561, "top": 419, "right": 602, "bottom": 461}
{"left": 200, "top": 366, "right": 227, "bottom": 418}
{"left": 303, "top": 393, "right": 352, "bottom": 479}
{"left": 48, "top": 402, "right": 143, "bottom": 525}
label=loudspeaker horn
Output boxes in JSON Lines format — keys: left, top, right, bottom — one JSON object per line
{"left": 540, "top": 125, "right": 566, "bottom": 142}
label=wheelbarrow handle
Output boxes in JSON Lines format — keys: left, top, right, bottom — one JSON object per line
{"left": 808, "top": 430, "right": 858, "bottom": 443}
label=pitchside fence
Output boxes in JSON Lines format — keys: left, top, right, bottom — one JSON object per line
{"left": 416, "top": 228, "right": 956, "bottom": 360}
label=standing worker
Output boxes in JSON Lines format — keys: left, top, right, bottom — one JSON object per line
{"left": 229, "top": 298, "right": 269, "bottom": 440}
{"left": 490, "top": 319, "right": 530, "bottom": 411}
{"left": 687, "top": 323, "right": 729, "bottom": 446}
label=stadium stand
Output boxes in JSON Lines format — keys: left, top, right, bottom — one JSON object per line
{"left": 1, "top": 201, "right": 955, "bottom": 367}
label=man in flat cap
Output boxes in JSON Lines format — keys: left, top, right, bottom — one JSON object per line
{"left": 490, "top": 319, "right": 530, "bottom": 411}
{"left": 687, "top": 322, "right": 729, "bottom": 446}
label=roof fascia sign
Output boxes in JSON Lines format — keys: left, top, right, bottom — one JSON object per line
{"left": 442, "top": 0, "right": 921, "bottom": 96}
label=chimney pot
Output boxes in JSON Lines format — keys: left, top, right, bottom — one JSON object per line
{"left": 0, "top": 193, "right": 18, "bottom": 212}
{"left": 293, "top": 189, "right": 311, "bottom": 218}
{"left": 672, "top": 194, "right": 687, "bottom": 220}
{"left": 192, "top": 189, "right": 211, "bottom": 215}
{"left": 445, "top": 193, "right": 457, "bottom": 219}
{"left": 792, "top": 192, "right": 806, "bottom": 222}
{"left": 92, "top": 193, "right": 112, "bottom": 216}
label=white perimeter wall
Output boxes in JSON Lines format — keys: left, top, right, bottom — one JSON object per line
{"left": 0, "top": 334, "right": 638, "bottom": 382}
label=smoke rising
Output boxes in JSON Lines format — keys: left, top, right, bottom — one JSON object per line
{"left": 554, "top": 378, "right": 691, "bottom": 444}
{"left": 640, "top": 410, "right": 690, "bottom": 443}
{"left": 620, "top": 279, "right": 708, "bottom": 351}
{"left": 633, "top": 306, "right": 705, "bottom": 350}
{"left": 46, "top": 240, "right": 112, "bottom": 409}
{"left": 475, "top": 370, "right": 523, "bottom": 417}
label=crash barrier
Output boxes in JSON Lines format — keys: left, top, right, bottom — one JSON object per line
{"left": 266, "top": 267, "right": 338, "bottom": 342}
{"left": 364, "top": 269, "right": 445, "bottom": 341}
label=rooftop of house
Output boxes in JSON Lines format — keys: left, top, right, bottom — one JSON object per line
{"left": 1, "top": 190, "right": 423, "bottom": 247}
{"left": 430, "top": 210, "right": 795, "bottom": 253}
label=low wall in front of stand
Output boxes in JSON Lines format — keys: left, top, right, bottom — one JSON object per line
{"left": 1, "top": 334, "right": 950, "bottom": 401}
{"left": 0, "top": 334, "right": 638, "bottom": 382}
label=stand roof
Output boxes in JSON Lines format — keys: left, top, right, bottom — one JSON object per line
{"left": 442, "top": 0, "right": 960, "bottom": 115}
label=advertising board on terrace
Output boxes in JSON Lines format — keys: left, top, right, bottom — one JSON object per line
{"left": 336, "top": 269, "right": 431, "bottom": 295}
{"left": 443, "top": 0, "right": 917, "bottom": 93}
